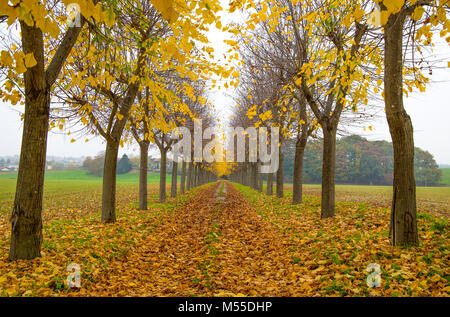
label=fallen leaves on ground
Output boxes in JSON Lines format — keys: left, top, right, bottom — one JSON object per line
{"left": 0, "top": 181, "right": 448, "bottom": 297}
{"left": 237, "top": 184, "right": 449, "bottom": 297}
{"left": 0, "top": 184, "right": 199, "bottom": 296}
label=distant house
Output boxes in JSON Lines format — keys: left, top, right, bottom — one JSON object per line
{"left": 153, "top": 157, "right": 173, "bottom": 172}
{"left": 148, "top": 157, "right": 156, "bottom": 172}
{"left": 0, "top": 166, "right": 17, "bottom": 172}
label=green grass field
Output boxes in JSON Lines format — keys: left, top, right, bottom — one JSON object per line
{"left": 0, "top": 169, "right": 169, "bottom": 182}
{"left": 0, "top": 169, "right": 178, "bottom": 192}
{"left": 0, "top": 169, "right": 448, "bottom": 218}
{"left": 0, "top": 169, "right": 176, "bottom": 218}
{"left": 439, "top": 168, "right": 450, "bottom": 186}
{"left": 282, "top": 183, "right": 450, "bottom": 217}
{"left": 0, "top": 169, "right": 171, "bottom": 197}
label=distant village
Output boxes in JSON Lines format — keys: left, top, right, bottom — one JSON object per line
{"left": 0, "top": 154, "right": 172, "bottom": 174}
{"left": 0, "top": 155, "right": 20, "bottom": 172}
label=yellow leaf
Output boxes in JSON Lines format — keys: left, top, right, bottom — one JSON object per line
{"left": 0, "top": 50, "right": 13, "bottom": 66}
{"left": 411, "top": 6, "right": 425, "bottom": 21}
{"left": 103, "top": 8, "right": 116, "bottom": 27}
{"left": 150, "top": 0, "right": 178, "bottom": 23}
{"left": 383, "top": 0, "right": 405, "bottom": 15}
{"left": 14, "top": 58, "right": 26, "bottom": 74}
{"left": 430, "top": 274, "right": 441, "bottom": 282}
{"left": 354, "top": 8, "right": 365, "bottom": 22}
{"left": 401, "top": 274, "right": 410, "bottom": 280}
{"left": 24, "top": 52, "right": 37, "bottom": 68}
{"left": 0, "top": 1, "right": 10, "bottom": 14}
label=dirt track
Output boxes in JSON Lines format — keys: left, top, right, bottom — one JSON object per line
{"left": 82, "top": 181, "right": 300, "bottom": 296}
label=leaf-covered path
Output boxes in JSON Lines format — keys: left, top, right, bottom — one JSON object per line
{"left": 83, "top": 181, "right": 301, "bottom": 296}
{"left": 1, "top": 180, "right": 447, "bottom": 296}
{"left": 208, "top": 182, "right": 298, "bottom": 296}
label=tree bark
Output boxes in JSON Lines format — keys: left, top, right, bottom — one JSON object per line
{"left": 266, "top": 173, "right": 274, "bottom": 195}
{"left": 385, "top": 12, "right": 418, "bottom": 246}
{"left": 101, "top": 139, "right": 119, "bottom": 222}
{"left": 321, "top": 123, "right": 337, "bottom": 218}
{"left": 171, "top": 161, "right": 178, "bottom": 198}
{"left": 9, "top": 23, "right": 47, "bottom": 260}
{"left": 257, "top": 166, "right": 263, "bottom": 192}
{"left": 194, "top": 164, "right": 199, "bottom": 187}
{"left": 250, "top": 163, "right": 257, "bottom": 190}
{"left": 138, "top": 142, "right": 149, "bottom": 210}
{"left": 292, "top": 136, "right": 308, "bottom": 204}
{"left": 180, "top": 160, "right": 186, "bottom": 194}
{"left": 187, "top": 162, "right": 193, "bottom": 191}
{"left": 243, "top": 163, "right": 249, "bottom": 186}
{"left": 276, "top": 150, "right": 284, "bottom": 198}
{"left": 159, "top": 149, "right": 167, "bottom": 202}
{"left": 255, "top": 163, "right": 261, "bottom": 191}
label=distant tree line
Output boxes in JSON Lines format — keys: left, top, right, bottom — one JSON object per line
{"left": 82, "top": 153, "right": 176, "bottom": 177}
{"left": 0, "top": 158, "right": 13, "bottom": 167}
{"left": 83, "top": 154, "right": 132, "bottom": 177}
{"left": 283, "top": 135, "right": 442, "bottom": 186}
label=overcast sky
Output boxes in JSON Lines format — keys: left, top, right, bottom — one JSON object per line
{"left": 1, "top": 4, "right": 449, "bottom": 164}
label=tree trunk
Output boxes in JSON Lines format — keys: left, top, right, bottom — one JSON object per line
{"left": 257, "top": 166, "right": 263, "bottom": 192}
{"left": 292, "top": 137, "right": 307, "bottom": 204}
{"left": 385, "top": 13, "right": 418, "bottom": 246}
{"left": 159, "top": 149, "right": 167, "bottom": 202}
{"left": 138, "top": 142, "right": 149, "bottom": 210}
{"left": 102, "top": 139, "right": 120, "bottom": 222}
{"left": 180, "top": 160, "right": 186, "bottom": 194}
{"left": 171, "top": 161, "right": 178, "bottom": 198}
{"left": 276, "top": 150, "right": 284, "bottom": 198}
{"left": 9, "top": 23, "right": 47, "bottom": 260}
{"left": 321, "top": 123, "right": 337, "bottom": 218}
{"left": 194, "top": 165, "right": 199, "bottom": 187}
{"left": 187, "top": 162, "right": 193, "bottom": 191}
{"left": 9, "top": 19, "right": 84, "bottom": 260}
{"left": 266, "top": 173, "right": 274, "bottom": 195}
{"left": 255, "top": 163, "right": 260, "bottom": 191}
{"left": 243, "top": 163, "right": 249, "bottom": 186}
{"left": 251, "top": 163, "right": 256, "bottom": 189}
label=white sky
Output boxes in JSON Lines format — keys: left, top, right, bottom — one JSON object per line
{"left": 0, "top": 3, "right": 449, "bottom": 164}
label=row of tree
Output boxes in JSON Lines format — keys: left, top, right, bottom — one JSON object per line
{"left": 83, "top": 154, "right": 133, "bottom": 176}
{"left": 0, "top": 0, "right": 228, "bottom": 260}
{"left": 226, "top": 0, "right": 449, "bottom": 247}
